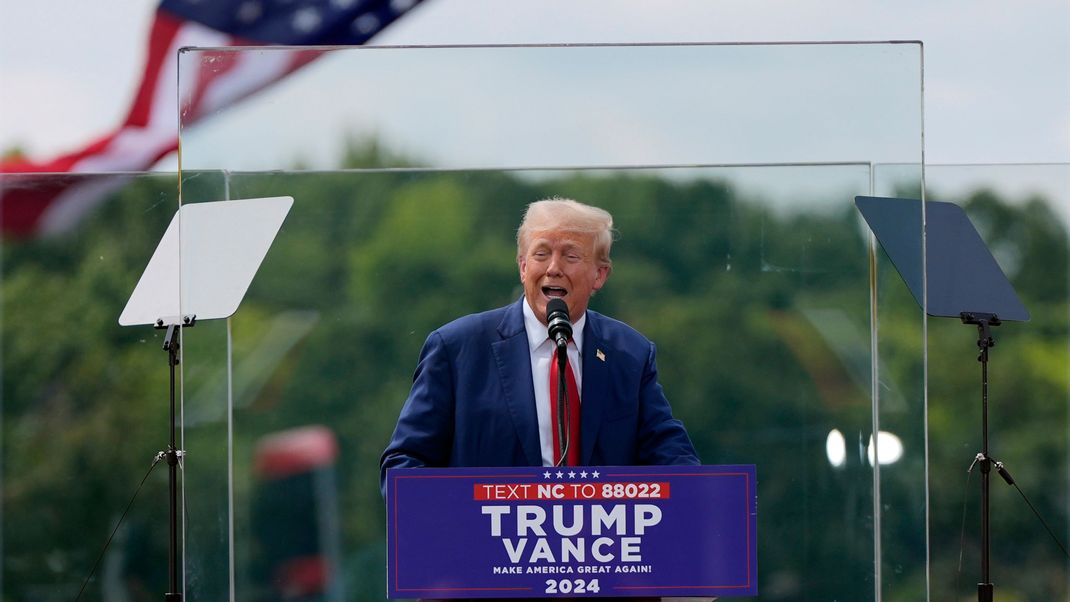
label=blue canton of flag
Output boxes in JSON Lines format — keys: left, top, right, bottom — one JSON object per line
{"left": 160, "top": 0, "right": 423, "bottom": 45}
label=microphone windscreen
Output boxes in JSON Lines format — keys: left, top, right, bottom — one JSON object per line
{"left": 547, "top": 298, "right": 568, "bottom": 318}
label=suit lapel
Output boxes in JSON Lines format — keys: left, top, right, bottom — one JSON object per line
{"left": 580, "top": 314, "right": 610, "bottom": 464}
{"left": 491, "top": 299, "right": 541, "bottom": 466}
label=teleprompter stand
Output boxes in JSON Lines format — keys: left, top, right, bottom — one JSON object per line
{"left": 856, "top": 196, "right": 1030, "bottom": 602}
{"left": 159, "top": 316, "right": 193, "bottom": 602}
{"left": 958, "top": 311, "right": 1013, "bottom": 602}
{"left": 119, "top": 196, "right": 293, "bottom": 600}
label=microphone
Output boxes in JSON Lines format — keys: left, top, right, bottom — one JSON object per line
{"left": 546, "top": 298, "right": 572, "bottom": 350}
{"left": 546, "top": 297, "right": 572, "bottom": 466}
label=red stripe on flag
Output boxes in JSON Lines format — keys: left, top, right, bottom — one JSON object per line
{"left": 125, "top": 9, "right": 186, "bottom": 128}
{"left": 1, "top": 10, "right": 205, "bottom": 237}
{"left": 0, "top": 177, "right": 67, "bottom": 235}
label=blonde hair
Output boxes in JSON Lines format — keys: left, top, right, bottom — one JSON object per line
{"left": 516, "top": 197, "right": 614, "bottom": 267}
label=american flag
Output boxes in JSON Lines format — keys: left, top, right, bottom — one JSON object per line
{"left": 0, "top": 0, "right": 425, "bottom": 237}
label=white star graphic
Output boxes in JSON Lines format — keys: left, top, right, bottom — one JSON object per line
{"left": 543, "top": 471, "right": 552, "bottom": 479}
{"left": 555, "top": 471, "right": 564, "bottom": 479}
{"left": 236, "top": 0, "right": 262, "bottom": 24}
{"left": 390, "top": 0, "right": 417, "bottom": 12}
{"left": 352, "top": 13, "right": 379, "bottom": 35}
{"left": 580, "top": 471, "right": 589, "bottom": 478}
{"left": 568, "top": 471, "right": 577, "bottom": 478}
{"left": 591, "top": 470, "right": 600, "bottom": 478}
{"left": 292, "top": 7, "right": 322, "bottom": 33}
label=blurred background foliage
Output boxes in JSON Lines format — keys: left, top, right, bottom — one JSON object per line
{"left": 1, "top": 144, "right": 1066, "bottom": 601}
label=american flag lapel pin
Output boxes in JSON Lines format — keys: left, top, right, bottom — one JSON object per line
{"left": 596, "top": 349, "right": 606, "bottom": 362}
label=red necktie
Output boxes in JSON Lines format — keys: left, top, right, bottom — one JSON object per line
{"left": 549, "top": 344, "right": 581, "bottom": 466}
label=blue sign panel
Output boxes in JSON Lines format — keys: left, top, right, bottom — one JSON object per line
{"left": 386, "top": 464, "right": 757, "bottom": 598}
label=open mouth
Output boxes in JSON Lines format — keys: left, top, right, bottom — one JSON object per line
{"left": 542, "top": 285, "right": 567, "bottom": 298}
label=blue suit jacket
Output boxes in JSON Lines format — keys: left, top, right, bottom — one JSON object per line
{"left": 380, "top": 298, "right": 699, "bottom": 492}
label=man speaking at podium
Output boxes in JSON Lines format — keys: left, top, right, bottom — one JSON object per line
{"left": 381, "top": 198, "right": 699, "bottom": 492}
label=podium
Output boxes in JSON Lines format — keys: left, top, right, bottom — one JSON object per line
{"left": 386, "top": 465, "right": 758, "bottom": 599}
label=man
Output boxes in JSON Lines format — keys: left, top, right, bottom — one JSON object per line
{"left": 380, "top": 197, "right": 698, "bottom": 492}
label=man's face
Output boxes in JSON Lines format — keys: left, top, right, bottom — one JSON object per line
{"left": 519, "top": 229, "right": 610, "bottom": 325}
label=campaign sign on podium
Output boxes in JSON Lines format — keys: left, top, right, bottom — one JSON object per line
{"left": 386, "top": 465, "right": 757, "bottom": 598}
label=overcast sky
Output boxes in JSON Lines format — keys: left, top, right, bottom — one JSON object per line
{"left": 1, "top": 0, "right": 1068, "bottom": 166}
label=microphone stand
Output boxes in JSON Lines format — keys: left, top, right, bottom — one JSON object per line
{"left": 156, "top": 316, "right": 194, "bottom": 602}
{"left": 960, "top": 311, "right": 1001, "bottom": 602}
{"left": 555, "top": 339, "right": 569, "bottom": 467}
{"left": 960, "top": 313, "right": 1069, "bottom": 599}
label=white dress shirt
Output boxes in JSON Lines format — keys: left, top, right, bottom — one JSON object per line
{"left": 523, "top": 297, "right": 584, "bottom": 466}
